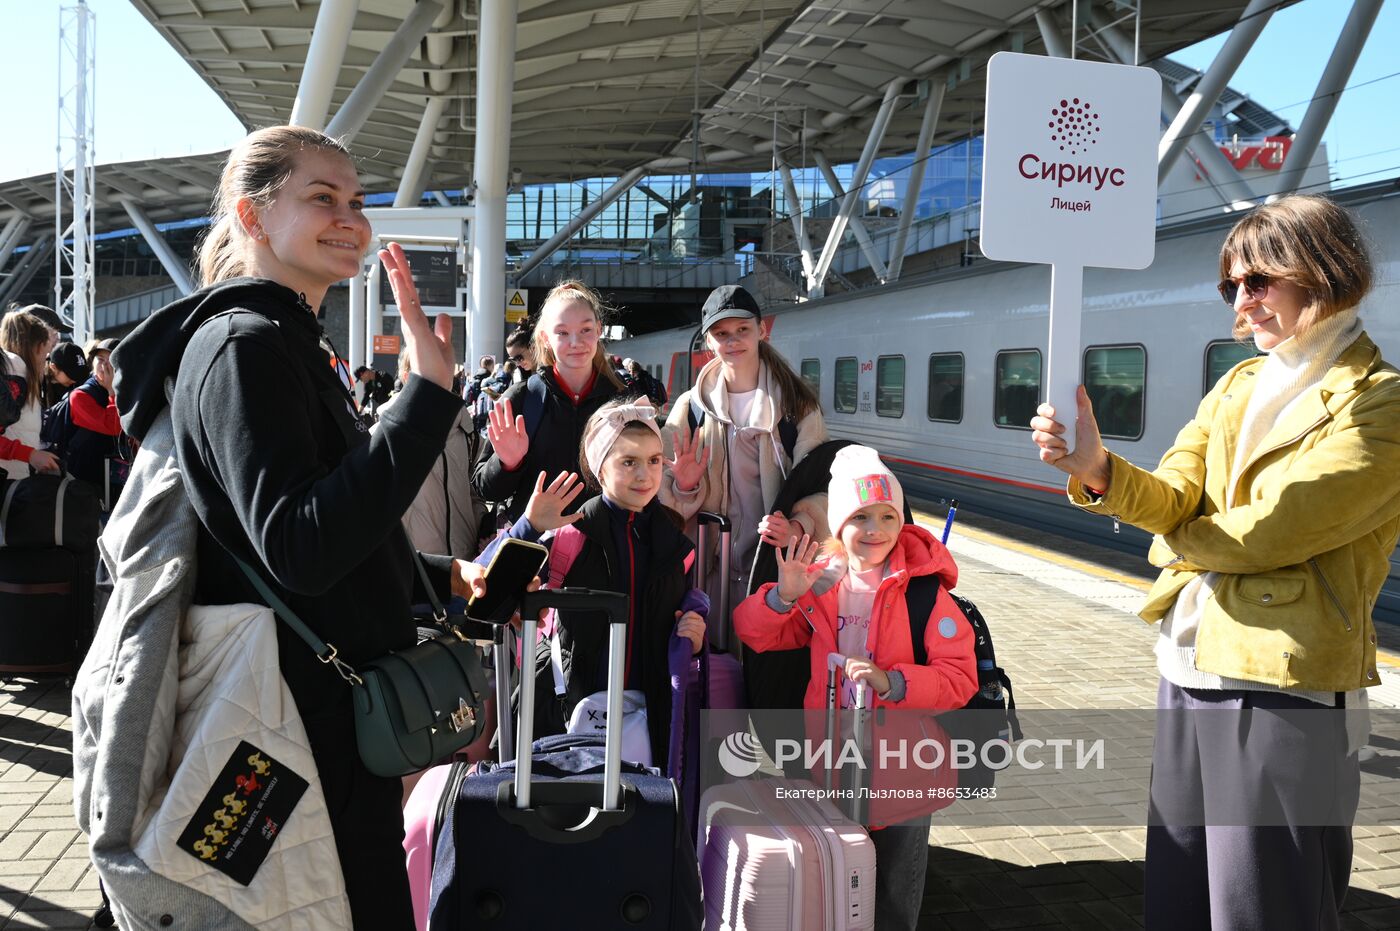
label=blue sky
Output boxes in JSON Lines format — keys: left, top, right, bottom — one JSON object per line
{"left": 2, "top": 0, "right": 1397, "bottom": 191}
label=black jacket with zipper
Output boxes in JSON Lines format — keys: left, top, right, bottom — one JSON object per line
{"left": 525, "top": 494, "right": 693, "bottom": 767}
{"left": 113, "top": 278, "right": 461, "bottom": 730}
{"left": 472, "top": 367, "right": 624, "bottom": 524}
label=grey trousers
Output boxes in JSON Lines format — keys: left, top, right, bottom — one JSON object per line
{"left": 870, "top": 816, "right": 931, "bottom": 931}
{"left": 1144, "top": 679, "right": 1359, "bottom": 931}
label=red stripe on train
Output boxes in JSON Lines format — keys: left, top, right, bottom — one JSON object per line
{"left": 881, "top": 455, "right": 1065, "bottom": 496}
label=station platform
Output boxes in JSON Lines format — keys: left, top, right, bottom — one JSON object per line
{"left": 2, "top": 506, "right": 1399, "bottom": 930}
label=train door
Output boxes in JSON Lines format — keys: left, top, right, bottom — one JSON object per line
{"left": 666, "top": 326, "right": 712, "bottom": 400}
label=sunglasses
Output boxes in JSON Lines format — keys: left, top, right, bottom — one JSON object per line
{"left": 509, "top": 354, "right": 527, "bottom": 363}
{"left": 1217, "top": 272, "right": 1272, "bottom": 306}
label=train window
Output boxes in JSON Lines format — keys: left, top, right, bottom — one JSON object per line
{"left": 876, "top": 356, "right": 905, "bottom": 418}
{"left": 801, "top": 358, "right": 821, "bottom": 394}
{"left": 1204, "top": 340, "right": 1260, "bottom": 395}
{"left": 994, "top": 349, "right": 1041, "bottom": 430}
{"left": 1083, "top": 345, "right": 1146, "bottom": 441}
{"left": 834, "top": 357, "right": 858, "bottom": 414}
{"left": 927, "top": 353, "right": 964, "bottom": 423}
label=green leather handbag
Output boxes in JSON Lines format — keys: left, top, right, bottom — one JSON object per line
{"left": 235, "top": 554, "right": 490, "bottom": 778}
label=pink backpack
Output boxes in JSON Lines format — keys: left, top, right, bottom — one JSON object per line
{"left": 512, "top": 525, "right": 586, "bottom": 667}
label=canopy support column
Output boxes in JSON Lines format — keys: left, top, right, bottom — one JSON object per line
{"left": 812, "top": 152, "right": 888, "bottom": 283}
{"left": 1088, "top": 5, "right": 1256, "bottom": 209}
{"left": 1158, "top": 0, "right": 1275, "bottom": 183}
{"left": 290, "top": 0, "right": 359, "bottom": 130}
{"left": 514, "top": 168, "right": 646, "bottom": 279}
{"left": 810, "top": 80, "right": 901, "bottom": 294}
{"left": 348, "top": 263, "right": 367, "bottom": 375}
{"left": 776, "top": 157, "right": 815, "bottom": 290}
{"left": 1270, "top": 0, "right": 1382, "bottom": 199}
{"left": 888, "top": 80, "right": 944, "bottom": 281}
{"left": 0, "top": 216, "right": 31, "bottom": 273}
{"left": 324, "top": 0, "right": 443, "bottom": 143}
{"left": 470, "top": 0, "right": 519, "bottom": 368}
{"left": 119, "top": 200, "right": 194, "bottom": 295}
{"left": 395, "top": 96, "right": 448, "bottom": 208}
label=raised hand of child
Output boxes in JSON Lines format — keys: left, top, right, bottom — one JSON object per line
{"left": 675, "top": 610, "right": 706, "bottom": 655}
{"left": 844, "top": 657, "right": 891, "bottom": 697}
{"left": 758, "top": 509, "right": 800, "bottom": 547}
{"left": 487, "top": 396, "right": 530, "bottom": 470}
{"left": 775, "top": 534, "right": 823, "bottom": 605}
{"left": 525, "top": 470, "right": 585, "bottom": 531}
{"left": 666, "top": 422, "right": 710, "bottom": 493}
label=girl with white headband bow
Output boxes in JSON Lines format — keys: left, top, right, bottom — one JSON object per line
{"left": 478, "top": 397, "right": 707, "bottom": 767}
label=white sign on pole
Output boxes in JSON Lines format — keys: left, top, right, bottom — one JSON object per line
{"left": 980, "top": 52, "right": 1160, "bottom": 451}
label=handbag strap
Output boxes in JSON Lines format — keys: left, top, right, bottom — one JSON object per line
{"left": 233, "top": 556, "right": 364, "bottom": 687}
{"left": 411, "top": 547, "right": 450, "bottom": 626}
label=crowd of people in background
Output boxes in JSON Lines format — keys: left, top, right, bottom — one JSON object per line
{"left": 0, "top": 301, "right": 133, "bottom": 506}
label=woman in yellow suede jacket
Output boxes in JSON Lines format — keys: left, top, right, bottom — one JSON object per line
{"left": 1031, "top": 194, "right": 1399, "bottom": 931}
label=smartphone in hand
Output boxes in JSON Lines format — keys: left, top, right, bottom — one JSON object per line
{"left": 467, "top": 538, "right": 548, "bottom": 623}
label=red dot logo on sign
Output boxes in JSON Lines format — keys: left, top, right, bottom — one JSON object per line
{"left": 1049, "top": 97, "right": 1100, "bottom": 156}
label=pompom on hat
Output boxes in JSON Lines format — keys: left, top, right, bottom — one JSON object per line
{"left": 826, "top": 445, "right": 905, "bottom": 534}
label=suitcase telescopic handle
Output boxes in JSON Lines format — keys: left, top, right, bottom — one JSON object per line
{"left": 514, "top": 588, "right": 631, "bottom": 812}
{"left": 696, "top": 512, "right": 733, "bottom": 650}
{"left": 520, "top": 588, "right": 630, "bottom": 620}
{"left": 697, "top": 511, "right": 731, "bottom": 532}
{"left": 823, "top": 652, "right": 870, "bottom": 808}
{"left": 493, "top": 625, "right": 514, "bottom": 764}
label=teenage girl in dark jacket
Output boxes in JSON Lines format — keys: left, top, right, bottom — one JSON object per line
{"left": 113, "top": 125, "right": 488, "bottom": 930}
{"left": 472, "top": 280, "right": 627, "bottom": 524}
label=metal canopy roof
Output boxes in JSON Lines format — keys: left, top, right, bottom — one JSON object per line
{"left": 130, "top": 0, "right": 1291, "bottom": 180}
{"left": 0, "top": 0, "right": 1296, "bottom": 230}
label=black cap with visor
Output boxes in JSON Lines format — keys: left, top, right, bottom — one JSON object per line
{"left": 700, "top": 285, "right": 762, "bottom": 334}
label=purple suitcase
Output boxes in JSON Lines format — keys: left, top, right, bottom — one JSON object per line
{"left": 694, "top": 511, "right": 746, "bottom": 710}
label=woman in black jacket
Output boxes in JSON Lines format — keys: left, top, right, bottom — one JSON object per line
{"left": 472, "top": 280, "right": 627, "bottom": 524}
{"left": 113, "top": 125, "right": 486, "bottom": 930}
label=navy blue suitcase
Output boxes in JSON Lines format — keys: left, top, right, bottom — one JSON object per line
{"left": 428, "top": 588, "right": 702, "bottom": 929}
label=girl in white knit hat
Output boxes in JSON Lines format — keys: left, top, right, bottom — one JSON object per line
{"left": 734, "top": 444, "right": 979, "bottom": 930}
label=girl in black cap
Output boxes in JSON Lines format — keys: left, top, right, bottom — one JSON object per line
{"left": 661, "top": 284, "right": 828, "bottom": 615}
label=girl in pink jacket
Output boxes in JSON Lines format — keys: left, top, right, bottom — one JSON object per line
{"left": 734, "top": 445, "right": 978, "bottom": 931}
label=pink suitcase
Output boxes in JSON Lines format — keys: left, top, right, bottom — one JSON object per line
{"left": 402, "top": 762, "right": 464, "bottom": 931}
{"left": 697, "top": 777, "right": 876, "bottom": 931}
{"left": 696, "top": 656, "right": 878, "bottom": 931}
{"left": 402, "top": 630, "right": 508, "bottom": 931}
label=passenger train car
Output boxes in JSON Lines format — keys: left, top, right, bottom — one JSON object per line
{"left": 616, "top": 180, "right": 1400, "bottom": 621}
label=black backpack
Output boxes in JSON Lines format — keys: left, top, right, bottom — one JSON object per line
{"left": 0, "top": 371, "right": 26, "bottom": 430}
{"left": 905, "top": 576, "right": 1022, "bottom": 790}
{"left": 40, "top": 391, "right": 73, "bottom": 460}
